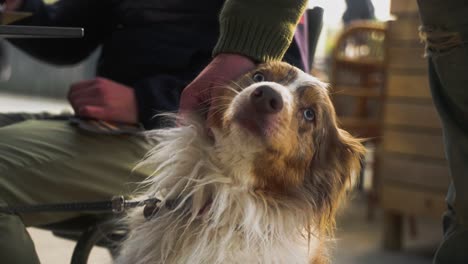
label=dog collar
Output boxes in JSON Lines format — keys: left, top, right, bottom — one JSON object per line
{"left": 143, "top": 199, "right": 212, "bottom": 220}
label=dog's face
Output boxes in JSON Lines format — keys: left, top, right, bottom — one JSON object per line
{"left": 209, "top": 62, "right": 364, "bottom": 226}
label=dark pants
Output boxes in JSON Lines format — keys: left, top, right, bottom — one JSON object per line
{"left": 417, "top": 1, "right": 468, "bottom": 263}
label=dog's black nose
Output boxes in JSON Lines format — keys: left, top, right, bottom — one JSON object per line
{"left": 250, "top": 85, "right": 284, "bottom": 114}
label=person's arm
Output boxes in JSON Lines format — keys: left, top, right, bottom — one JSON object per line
{"left": 67, "top": 75, "right": 186, "bottom": 129}
{"left": 67, "top": 77, "right": 138, "bottom": 124}
{"left": 179, "top": 0, "right": 308, "bottom": 120}
{"left": 213, "top": 0, "right": 309, "bottom": 62}
{"left": 5, "top": 0, "right": 112, "bottom": 65}
{"left": 132, "top": 75, "right": 191, "bottom": 129}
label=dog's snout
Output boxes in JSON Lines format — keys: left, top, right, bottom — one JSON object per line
{"left": 250, "top": 85, "right": 284, "bottom": 114}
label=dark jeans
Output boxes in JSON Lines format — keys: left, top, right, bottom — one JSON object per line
{"left": 417, "top": 1, "right": 468, "bottom": 263}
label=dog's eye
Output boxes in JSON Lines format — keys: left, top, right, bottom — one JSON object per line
{"left": 253, "top": 72, "right": 265, "bottom": 82}
{"left": 303, "top": 108, "right": 315, "bottom": 121}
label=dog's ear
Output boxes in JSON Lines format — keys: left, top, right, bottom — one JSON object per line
{"left": 315, "top": 125, "right": 365, "bottom": 194}
{"left": 307, "top": 119, "right": 365, "bottom": 233}
{"left": 310, "top": 94, "right": 366, "bottom": 189}
{"left": 333, "top": 128, "right": 365, "bottom": 185}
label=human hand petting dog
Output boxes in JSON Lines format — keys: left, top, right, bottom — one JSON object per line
{"left": 179, "top": 53, "right": 256, "bottom": 125}
{"left": 68, "top": 77, "right": 138, "bottom": 124}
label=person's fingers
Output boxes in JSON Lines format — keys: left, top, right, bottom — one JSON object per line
{"left": 178, "top": 70, "right": 215, "bottom": 113}
{"left": 179, "top": 84, "right": 205, "bottom": 114}
{"left": 68, "top": 78, "right": 111, "bottom": 101}
{"left": 71, "top": 96, "right": 105, "bottom": 110}
{"left": 68, "top": 80, "right": 98, "bottom": 104}
{"left": 179, "top": 54, "right": 255, "bottom": 113}
{"left": 69, "top": 81, "right": 112, "bottom": 111}
{"left": 68, "top": 77, "right": 138, "bottom": 123}
{"left": 69, "top": 78, "right": 99, "bottom": 92}
{"left": 68, "top": 85, "right": 97, "bottom": 101}
{"left": 179, "top": 81, "right": 209, "bottom": 112}
{"left": 78, "top": 105, "right": 109, "bottom": 120}
{"left": 68, "top": 87, "right": 104, "bottom": 113}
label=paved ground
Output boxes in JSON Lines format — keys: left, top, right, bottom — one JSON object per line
{"left": 0, "top": 92, "right": 72, "bottom": 114}
{"left": 332, "top": 195, "right": 439, "bottom": 264}
{"left": 3, "top": 93, "right": 440, "bottom": 263}
{"left": 29, "top": 228, "right": 112, "bottom": 263}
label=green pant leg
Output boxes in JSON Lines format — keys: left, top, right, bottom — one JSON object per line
{"left": 0, "top": 119, "right": 154, "bottom": 261}
{"left": 0, "top": 114, "right": 47, "bottom": 263}
{"left": 0, "top": 113, "right": 63, "bottom": 128}
{"left": 420, "top": 32, "right": 468, "bottom": 264}
{"left": 0, "top": 200, "right": 41, "bottom": 264}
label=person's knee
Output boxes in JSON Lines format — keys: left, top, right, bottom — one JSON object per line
{"left": 0, "top": 207, "right": 41, "bottom": 264}
{"left": 0, "top": 128, "right": 35, "bottom": 171}
{"left": 0, "top": 120, "right": 74, "bottom": 172}
{"left": 419, "top": 26, "right": 463, "bottom": 57}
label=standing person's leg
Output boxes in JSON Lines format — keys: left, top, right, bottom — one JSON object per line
{"left": 0, "top": 119, "right": 153, "bottom": 263}
{"left": 417, "top": 1, "right": 468, "bottom": 263}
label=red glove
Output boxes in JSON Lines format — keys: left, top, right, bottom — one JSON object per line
{"left": 179, "top": 53, "right": 256, "bottom": 126}
{"left": 68, "top": 77, "right": 138, "bottom": 124}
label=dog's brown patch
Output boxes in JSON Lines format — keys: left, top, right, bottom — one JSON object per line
{"left": 215, "top": 61, "right": 365, "bottom": 238}
{"left": 250, "top": 73, "right": 330, "bottom": 194}
{"left": 208, "top": 62, "right": 298, "bottom": 130}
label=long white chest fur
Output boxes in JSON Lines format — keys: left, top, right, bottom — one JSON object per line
{"left": 115, "top": 123, "right": 319, "bottom": 264}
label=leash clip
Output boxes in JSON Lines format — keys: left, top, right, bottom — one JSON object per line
{"left": 143, "top": 198, "right": 161, "bottom": 220}
{"left": 111, "top": 195, "right": 126, "bottom": 213}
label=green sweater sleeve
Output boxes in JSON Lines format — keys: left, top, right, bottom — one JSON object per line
{"left": 213, "top": 0, "right": 308, "bottom": 62}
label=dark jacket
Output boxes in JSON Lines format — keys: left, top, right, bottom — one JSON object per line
{"left": 10, "top": 0, "right": 306, "bottom": 129}
{"left": 342, "top": 0, "right": 375, "bottom": 25}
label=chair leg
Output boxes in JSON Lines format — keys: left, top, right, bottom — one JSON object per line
{"left": 367, "top": 143, "right": 381, "bottom": 222}
{"left": 70, "top": 225, "right": 105, "bottom": 264}
{"left": 383, "top": 211, "right": 403, "bottom": 251}
{"left": 108, "top": 246, "right": 121, "bottom": 260}
{"left": 366, "top": 190, "right": 378, "bottom": 221}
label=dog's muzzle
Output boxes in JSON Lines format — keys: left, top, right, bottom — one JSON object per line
{"left": 250, "top": 85, "right": 284, "bottom": 114}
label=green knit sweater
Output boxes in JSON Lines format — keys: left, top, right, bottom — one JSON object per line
{"left": 213, "top": 0, "right": 309, "bottom": 62}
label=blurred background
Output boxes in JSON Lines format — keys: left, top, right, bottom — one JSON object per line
{"left": 0, "top": 0, "right": 446, "bottom": 263}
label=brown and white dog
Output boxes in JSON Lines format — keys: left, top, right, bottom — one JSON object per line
{"left": 116, "top": 62, "right": 365, "bottom": 264}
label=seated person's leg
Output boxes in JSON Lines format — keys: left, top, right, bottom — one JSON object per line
{"left": 0, "top": 119, "right": 153, "bottom": 261}
{"left": 0, "top": 202, "right": 40, "bottom": 263}
{"left": 0, "top": 112, "right": 64, "bottom": 128}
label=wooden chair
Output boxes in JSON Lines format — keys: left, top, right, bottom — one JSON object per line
{"left": 329, "top": 21, "right": 388, "bottom": 219}
{"left": 39, "top": 214, "right": 125, "bottom": 264}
